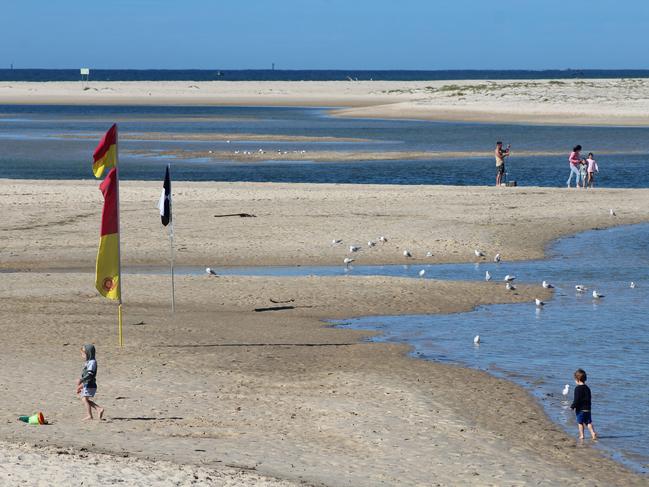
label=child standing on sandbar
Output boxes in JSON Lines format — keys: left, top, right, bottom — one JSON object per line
{"left": 570, "top": 368, "right": 597, "bottom": 440}
{"left": 76, "top": 344, "right": 105, "bottom": 421}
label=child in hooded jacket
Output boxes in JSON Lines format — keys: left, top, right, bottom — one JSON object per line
{"left": 76, "top": 344, "right": 105, "bottom": 420}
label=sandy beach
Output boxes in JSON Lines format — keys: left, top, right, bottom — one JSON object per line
{"left": 2, "top": 180, "right": 649, "bottom": 485}
{"left": 2, "top": 78, "right": 649, "bottom": 125}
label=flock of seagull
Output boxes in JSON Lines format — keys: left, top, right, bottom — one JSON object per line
{"left": 333, "top": 237, "right": 619, "bottom": 309}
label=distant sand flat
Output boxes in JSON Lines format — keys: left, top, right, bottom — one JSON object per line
{"left": 125, "top": 148, "right": 640, "bottom": 163}
{"left": 2, "top": 79, "right": 649, "bottom": 125}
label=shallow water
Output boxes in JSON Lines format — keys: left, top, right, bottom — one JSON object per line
{"left": 118, "top": 224, "right": 649, "bottom": 473}
{"left": 1, "top": 105, "right": 648, "bottom": 187}
{"left": 333, "top": 224, "right": 649, "bottom": 473}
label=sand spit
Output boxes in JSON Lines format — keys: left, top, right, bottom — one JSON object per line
{"left": 2, "top": 79, "right": 649, "bottom": 125}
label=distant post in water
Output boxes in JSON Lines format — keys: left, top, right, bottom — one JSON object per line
{"left": 92, "top": 124, "right": 124, "bottom": 346}
{"left": 158, "top": 164, "right": 175, "bottom": 313}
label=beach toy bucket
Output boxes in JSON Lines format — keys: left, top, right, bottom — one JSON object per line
{"left": 18, "top": 412, "right": 46, "bottom": 425}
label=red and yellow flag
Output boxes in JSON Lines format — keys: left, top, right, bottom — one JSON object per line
{"left": 95, "top": 167, "right": 120, "bottom": 300}
{"left": 92, "top": 124, "right": 117, "bottom": 178}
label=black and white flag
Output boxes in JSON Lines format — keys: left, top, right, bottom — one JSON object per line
{"left": 158, "top": 165, "right": 172, "bottom": 226}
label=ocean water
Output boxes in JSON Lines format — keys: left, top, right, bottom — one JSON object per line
{"left": 1, "top": 104, "right": 649, "bottom": 187}
{"left": 2, "top": 68, "right": 649, "bottom": 82}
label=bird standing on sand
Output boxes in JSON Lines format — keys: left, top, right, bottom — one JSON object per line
{"left": 475, "top": 249, "right": 485, "bottom": 258}
{"left": 343, "top": 257, "right": 354, "bottom": 268}
{"left": 367, "top": 241, "right": 376, "bottom": 248}
{"left": 349, "top": 245, "right": 360, "bottom": 253}
{"left": 403, "top": 250, "right": 412, "bottom": 258}
{"left": 494, "top": 253, "right": 501, "bottom": 263}
{"left": 205, "top": 267, "right": 218, "bottom": 276}
{"left": 562, "top": 384, "right": 570, "bottom": 397}
{"left": 379, "top": 236, "right": 388, "bottom": 243}
{"left": 474, "top": 335, "right": 480, "bottom": 345}
{"left": 504, "top": 275, "right": 516, "bottom": 282}
{"left": 485, "top": 271, "right": 491, "bottom": 281}
{"left": 610, "top": 209, "right": 616, "bottom": 217}
{"left": 506, "top": 282, "right": 516, "bottom": 291}
{"left": 332, "top": 239, "right": 343, "bottom": 245}
{"left": 592, "top": 290, "right": 604, "bottom": 299}
{"left": 542, "top": 281, "right": 554, "bottom": 289}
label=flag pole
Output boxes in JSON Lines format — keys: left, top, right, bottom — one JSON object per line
{"left": 115, "top": 125, "right": 124, "bottom": 347}
{"left": 168, "top": 164, "right": 176, "bottom": 314}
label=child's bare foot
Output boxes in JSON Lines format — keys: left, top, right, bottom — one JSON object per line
{"left": 591, "top": 434, "right": 598, "bottom": 441}
{"left": 98, "top": 408, "right": 105, "bottom": 420}
{"left": 82, "top": 416, "right": 93, "bottom": 421}
{"left": 578, "top": 435, "right": 585, "bottom": 440}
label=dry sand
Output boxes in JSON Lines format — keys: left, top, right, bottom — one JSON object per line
{"left": 2, "top": 180, "right": 649, "bottom": 485}
{"left": 2, "top": 78, "right": 649, "bottom": 125}
{"left": 2, "top": 180, "right": 649, "bottom": 270}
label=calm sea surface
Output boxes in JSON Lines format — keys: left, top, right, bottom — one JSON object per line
{"left": 1, "top": 105, "right": 649, "bottom": 187}
{"left": 3, "top": 68, "right": 649, "bottom": 82}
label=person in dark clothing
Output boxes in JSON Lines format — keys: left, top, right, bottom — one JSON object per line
{"left": 570, "top": 368, "right": 597, "bottom": 440}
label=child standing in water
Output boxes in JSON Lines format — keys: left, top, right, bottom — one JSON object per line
{"left": 570, "top": 368, "right": 597, "bottom": 440}
{"left": 76, "top": 344, "right": 104, "bottom": 420}
{"left": 586, "top": 153, "right": 599, "bottom": 188}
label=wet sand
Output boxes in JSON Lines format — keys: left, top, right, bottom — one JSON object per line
{"left": 2, "top": 180, "right": 649, "bottom": 485}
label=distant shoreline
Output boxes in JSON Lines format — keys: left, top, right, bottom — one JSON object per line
{"left": 2, "top": 79, "right": 649, "bottom": 126}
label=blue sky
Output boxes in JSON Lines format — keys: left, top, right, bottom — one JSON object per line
{"left": 2, "top": 0, "right": 647, "bottom": 70}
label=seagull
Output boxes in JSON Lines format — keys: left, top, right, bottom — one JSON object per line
{"left": 418, "top": 269, "right": 426, "bottom": 277}
{"left": 349, "top": 245, "right": 361, "bottom": 253}
{"left": 367, "top": 241, "right": 376, "bottom": 248}
{"left": 506, "top": 282, "right": 516, "bottom": 291}
{"left": 562, "top": 384, "right": 570, "bottom": 397}
{"left": 494, "top": 253, "right": 501, "bottom": 263}
{"left": 592, "top": 290, "right": 604, "bottom": 299}
{"left": 205, "top": 267, "right": 218, "bottom": 276}
{"left": 542, "top": 280, "right": 554, "bottom": 289}
{"left": 343, "top": 257, "right": 354, "bottom": 268}
{"left": 610, "top": 209, "right": 616, "bottom": 217}
{"left": 473, "top": 335, "right": 480, "bottom": 345}
{"left": 630, "top": 282, "right": 636, "bottom": 289}
{"left": 332, "top": 239, "right": 343, "bottom": 245}
{"left": 485, "top": 271, "right": 491, "bottom": 281}
{"left": 474, "top": 249, "right": 485, "bottom": 258}
{"left": 403, "top": 250, "right": 412, "bottom": 258}
{"left": 379, "top": 236, "right": 388, "bottom": 243}
{"left": 426, "top": 251, "right": 433, "bottom": 257}
{"left": 504, "top": 275, "right": 516, "bottom": 282}
{"left": 535, "top": 298, "right": 545, "bottom": 307}
{"left": 575, "top": 285, "right": 587, "bottom": 292}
